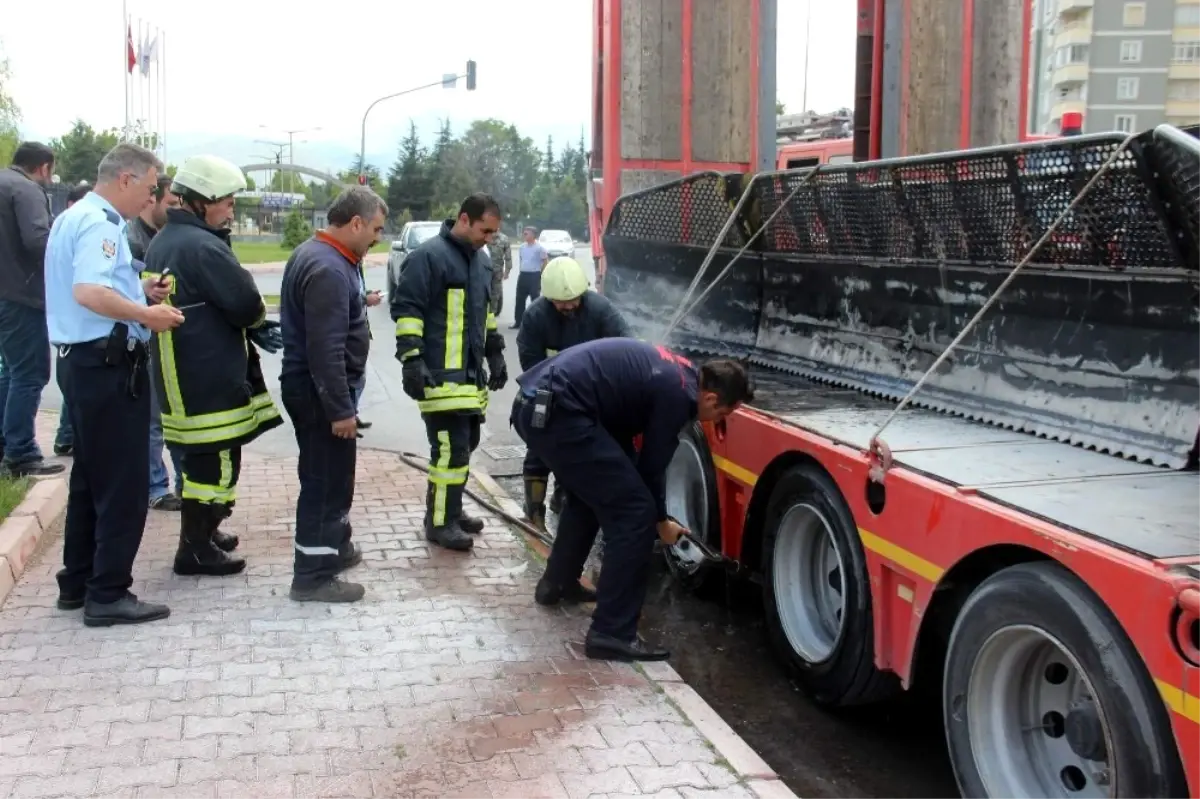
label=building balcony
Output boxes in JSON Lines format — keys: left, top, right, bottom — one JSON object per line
{"left": 1054, "top": 25, "right": 1093, "bottom": 48}
{"left": 1057, "top": 0, "right": 1092, "bottom": 18}
{"left": 1166, "top": 100, "right": 1200, "bottom": 123}
{"left": 1052, "top": 64, "right": 1090, "bottom": 87}
{"left": 1169, "top": 62, "right": 1200, "bottom": 80}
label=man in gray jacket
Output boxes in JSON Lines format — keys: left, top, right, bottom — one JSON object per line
{"left": 0, "top": 142, "right": 64, "bottom": 476}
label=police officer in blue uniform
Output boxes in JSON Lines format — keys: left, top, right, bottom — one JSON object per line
{"left": 44, "top": 142, "right": 184, "bottom": 627}
{"left": 511, "top": 338, "right": 752, "bottom": 661}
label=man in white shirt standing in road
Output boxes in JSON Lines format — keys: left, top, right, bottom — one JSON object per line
{"left": 511, "top": 225, "right": 548, "bottom": 329}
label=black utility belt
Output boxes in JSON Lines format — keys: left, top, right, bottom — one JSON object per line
{"left": 56, "top": 324, "right": 148, "bottom": 364}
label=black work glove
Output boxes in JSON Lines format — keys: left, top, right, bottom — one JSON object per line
{"left": 486, "top": 351, "right": 508, "bottom": 391}
{"left": 248, "top": 320, "right": 283, "bottom": 354}
{"left": 402, "top": 357, "right": 435, "bottom": 401}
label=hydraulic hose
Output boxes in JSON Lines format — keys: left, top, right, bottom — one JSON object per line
{"left": 387, "top": 449, "right": 556, "bottom": 548}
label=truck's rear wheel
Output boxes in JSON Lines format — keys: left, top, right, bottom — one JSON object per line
{"left": 944, "top": 561, "right": 1189, "bottom": 798}
{"left": 663, "top": 423, "right": 722, "bottom": 593}
{"left": 761, "top": 464, "right": 898, "bottom": 706}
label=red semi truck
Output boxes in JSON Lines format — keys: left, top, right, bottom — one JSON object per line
{"left": 587, "top": 1, "right": 1200, "bottom": 797}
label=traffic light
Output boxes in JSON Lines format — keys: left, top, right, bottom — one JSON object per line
{"left": 466, "top": 60, "right": 477, "bottom": 91}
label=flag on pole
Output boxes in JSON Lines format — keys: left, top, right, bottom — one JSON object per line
{"left": 140, "top": 33, "right": 158, "bottom": 77}
{"left": 126, "top": 24, "right": 137, "bottom": 73}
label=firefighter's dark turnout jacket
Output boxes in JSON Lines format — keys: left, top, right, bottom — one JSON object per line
{"left": 516, "top": 291, "right": 631, "bottom": 372}
{"left": 390, "top": 220, "right": 503, "bottom": 415}
{"left": 144, "top": 208, "right": 282, "bottom": 451}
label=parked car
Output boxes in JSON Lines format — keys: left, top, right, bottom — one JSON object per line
{"left": 387, "top": 221, "right": 442, "bottom": 294}
{"left": 538, "top": 229, "right": 575, "bottom": 260}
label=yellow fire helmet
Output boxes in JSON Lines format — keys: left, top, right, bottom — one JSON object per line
{"left": 541, "top": 256, "right": 590, "bottom": 301}
{"left": 170, "top": 155, "right": 248, "bottom": 201}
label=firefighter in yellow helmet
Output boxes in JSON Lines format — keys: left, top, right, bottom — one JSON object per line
{"left": 144, "top": 155, "right": 284, "bottom": 577}
{"left": 515, "top": 256, "right": 631, "bottom": 532}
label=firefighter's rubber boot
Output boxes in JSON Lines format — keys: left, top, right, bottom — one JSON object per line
{"left": 173, "top": 500, "right": 246, "bottom": 577}
{"left": 425, "top": 524, "right": 474, "bottom": 551}
{"left": 458, "top": 514, "right": 485, "bottom": 535}
{"left": 548, "top": 483, "right": 565, "bottom": 516}
{"left": 523, "top": 476, "right": 548, "bottom": 533}
{"left": 209, "top": 503, "right": 239, "bottom": 552}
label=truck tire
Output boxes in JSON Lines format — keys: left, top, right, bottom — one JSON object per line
{"left": 761, "top": 464, "right": 899, "bottom": 707}
{"left": 662, "top": 422, "right": 723, "bottom": 594}
{"left": 944, "top": 561, "right": 1189, "bottom": 798}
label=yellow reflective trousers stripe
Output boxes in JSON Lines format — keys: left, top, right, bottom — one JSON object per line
{"left": 428, "top": 429, "right": 468, "bottom": 527}
{"left": 182, "top": 449, "right": 237, "bottom": 503}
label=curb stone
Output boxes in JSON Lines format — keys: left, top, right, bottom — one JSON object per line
{"left": 469, "top": 464, "right": 801, "bottom": 798}
{"left": 0, "top": 477, "right": 68, "bottom": 607}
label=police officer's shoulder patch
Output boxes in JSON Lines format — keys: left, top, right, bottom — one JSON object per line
{"left": 101, "top": 239, "right": 117, "bottom": 259}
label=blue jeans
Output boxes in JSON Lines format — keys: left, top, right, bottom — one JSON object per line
{"left": 0, "top": 300, "right": 50, "bottom": 465}
{"left": 148, "top": 362, "right": 183, "bottom": 500}
{"left": 350, "top": 372, "right": 365, "bottom": 413}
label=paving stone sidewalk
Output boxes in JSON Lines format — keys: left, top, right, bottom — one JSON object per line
{"left": 0, "top": 414, "right": 761, "bottom": 799}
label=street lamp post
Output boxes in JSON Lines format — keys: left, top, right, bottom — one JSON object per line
{"left": 358, "top": 60, "right": 477, "bottom": 183}
{"left": 260, "top": 125, "right": 321, "bottom": 195}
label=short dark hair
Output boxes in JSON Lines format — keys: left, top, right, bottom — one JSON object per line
{"left": 11, "top": 142, "right": 55, "bottom": 171}
{"left": 327, "top": 186, "right": 389, "bottom": 227}
{"left": 66, "top": 184, "right": 91, "bottom": 204}
{"left": 700, "top": 359, "right": 754, "bottom": 407}
{"left": 458, "top": 193, "right": 501, "bottom": 223}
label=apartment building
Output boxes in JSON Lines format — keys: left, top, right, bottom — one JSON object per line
{"left": 1029, "top": 0, "right": 1200, "bottom": 134}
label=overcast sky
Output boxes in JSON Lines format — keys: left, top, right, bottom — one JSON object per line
{"left": 4, "top": 0, "right": 856, "bottom": 170}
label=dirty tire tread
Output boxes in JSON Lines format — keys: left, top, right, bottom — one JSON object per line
{"left": 663, "top": 423, "right": 723, "bottom": 596}
{"left": 760, "top": 463, "right": 899, "bottom": 708}
{"left": 943, "top": 560, "right": 1190, "bottom": 799}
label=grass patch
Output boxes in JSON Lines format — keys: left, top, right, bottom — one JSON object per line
{"left": 261, "top": 294, "right": 280, "bottom": 309}
{"left": 0, "top": 476, "right": 31, "bottom": 523}
{"left": 233, "top": 240, "right": 388, "bottom": 265}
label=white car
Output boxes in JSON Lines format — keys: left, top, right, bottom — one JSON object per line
{"left": 538, "top": 229, "right": 575, "bottom": 260}
{"left": 387, "top": 221, "right": 441, "bottom": 294}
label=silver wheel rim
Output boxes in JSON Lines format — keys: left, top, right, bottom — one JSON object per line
{"left": 772, "top": 503, "right": 846, "bottom": 663}
{"left": 664, "top": 438, "right": 710, "bottom": 577}
{"left": 966, "top": 625, "right": 1114, "bottom": 798}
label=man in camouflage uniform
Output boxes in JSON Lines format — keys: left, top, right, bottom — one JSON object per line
{"left": 486, "top": 230, "right": 511, "bottom": 316}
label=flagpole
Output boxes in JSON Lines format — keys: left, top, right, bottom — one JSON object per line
{"left": 122, "top": 2, "right": 129, "bottom": 140}
{"left": 162, "top": 32, "right": 168, "bottom": 164}
{"left": 155, "top": 28, "right": 162, "bottom": 157}
{"left": 134, "top": 18, "right": 141, "bottom": 146}
{"left": 141, "top": 19, "right": 149, "bottom": 149}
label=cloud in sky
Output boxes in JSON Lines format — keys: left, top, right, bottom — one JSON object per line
{"left": 4, "top": 0, "right": 857, "bottom": 169}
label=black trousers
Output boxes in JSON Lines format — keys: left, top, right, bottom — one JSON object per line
{"left": 513, "top": 271, "right": 541, "bottom": 326}
{"left": 423, "top": 412, "right": 481, "bottom": 529}
{"left": 512, "top": 396, "right": 656, "bottom": 642}
{"left": 180, "top": 447, "right": 241, "bottom": 508}
{"left": 281, "top": 375, "right": 357, "bottom": 588}
{"left": 56, "top": 342, "right": 150, "bottom": 604}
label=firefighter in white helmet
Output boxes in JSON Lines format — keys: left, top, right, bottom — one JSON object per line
{"left": 515, "top": 256, "right": 631, "bottom": 536}
{"left": 143, "top": 154, "right": 284, "bottom": 578}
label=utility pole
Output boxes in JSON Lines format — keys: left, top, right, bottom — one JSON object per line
{"left": 260, "top": 125, "right": 320, "bottom": 196}
{"left": 254, "top": 139, "right": 287, "bottom": 194}
{"left": 802, "top": 0, "right": 812, "bottom": 115}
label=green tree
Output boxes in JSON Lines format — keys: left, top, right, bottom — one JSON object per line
{"left": 339, "top": 156, "right": 384, "bottom": 196}
{"left": 0, "top": 49, "right": 19, "bottom": 166}
{"left": 50, "top": 121, "right": 121, "bottom": 184}
{"left": 451, "top": 119, "right": 540, "bottom": 222}
{"left": 776, "top": 99, "right": 786, "bottom": 115}
{"left": 268, "top": 170, "right": 311, "bottom": 200}
{"left": 387, "top": 120, "right": 431, "bottom": 221}
{"left": 281, "top": 209, "right": 312, "bottom": 249}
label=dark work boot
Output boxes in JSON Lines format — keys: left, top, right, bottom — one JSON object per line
{"left": 173, "top": 500, "right": 246, "bottom": 576}
{"left": 548, "top": 484, "right": 565, "bottom": 516}
{"left": 584, "top": 630, "right": 670, "bottom": 662}
{"left": 425, "top": 524, "right": 474, "bottom": 551}
{"left": 534, "top": 575, "right": 597, "bottom": 607}
{"left": 83, "top": 593, "right": 170, "bottom": 627}
{"left": 337, "top": 541, "right": 363, "bottom": 572}
{"left": 289, "top": 577, "right": 365, "bottom": 603}
{"left": 523, "top": 476, "right": 548, "bottom": 533}
{"left": 457, "top": 514, "right": 485, "bottom": 535}
{"left": 206, "top": 502, "right": 238, "bottom": 552}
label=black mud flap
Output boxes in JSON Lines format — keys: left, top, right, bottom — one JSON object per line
{"left": 603, "top": 132, "right": 1200, "bottom": 468}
